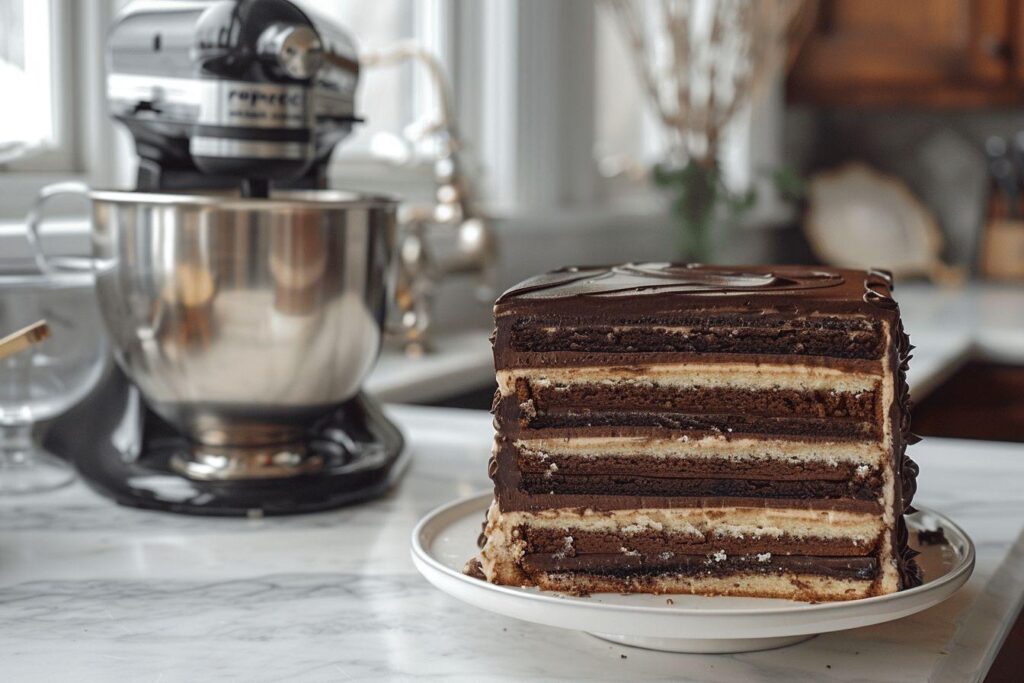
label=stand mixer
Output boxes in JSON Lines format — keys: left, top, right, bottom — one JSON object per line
{"left": 31, "top": 0, "right": 408, "bottom": 514}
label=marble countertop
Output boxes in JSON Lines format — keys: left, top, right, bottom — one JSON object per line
{"left": 368, "top": 331, "right": 493, "bottom": 404}
{"left": 2, "top": 404, "right": 1023, "bottom": 682}
{"left": 2, "top": 281, "right": 1024, "bottom": 681}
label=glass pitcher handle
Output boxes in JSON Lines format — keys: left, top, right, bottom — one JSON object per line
{"left": 24, "top": 181, "right": 92, "bottom": 275}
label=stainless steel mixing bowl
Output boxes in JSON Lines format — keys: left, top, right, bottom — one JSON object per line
{"left": 30, "top": 186, "right": 397, "bottom": 479}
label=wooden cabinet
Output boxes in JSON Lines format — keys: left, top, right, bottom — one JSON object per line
{"left": 787, "top": 0, "right": 1024, "bottom": 107}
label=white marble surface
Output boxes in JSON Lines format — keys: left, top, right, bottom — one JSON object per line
{"left": 1, "top": 404, "right": 1023, "bottom": 682}
{"left": 897, "top": 283, "right": 1024, "bottom": 398}
{"left": 2, "top": 282, "right": 1024, "bottom": 681}
{"left": 369, "top": 331, "right": 493, "bottom": 404}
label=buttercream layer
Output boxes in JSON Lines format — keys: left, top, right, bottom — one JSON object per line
{"left": 524, "top": 571, "right": 877, "bottom": 600}
{"left": 515, "top": 436, "right": 886, "bottom": 466}
{"left": 482, "top": 504, "right": 886, "bottom": 545}
{"left": 497, "top": 364, "right": 881, "bottom": 395}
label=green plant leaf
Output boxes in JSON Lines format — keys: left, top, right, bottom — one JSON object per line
{"left": 770, "top": 166, "right": 807, "bottom": 203}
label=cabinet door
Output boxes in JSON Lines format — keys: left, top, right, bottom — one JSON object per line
{"left": 788, "top": 0, "right": 1012, "bottom": 106}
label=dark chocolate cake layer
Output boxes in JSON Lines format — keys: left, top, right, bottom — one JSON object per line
{"left": 522, "top": 527, "right": 881, "bottom": 557}
{"left": 508, "top": 317, "right": 884, "bottom": 359}
{"left": 498, "top": 351, "right": 886, "bottom": 370}
{"left": 476, "top": 264, "right": 921, "bottom": 600}
{"left": 504, "top": 409, "right": 879, "bottom": 440}
{"left": 515, "top": 451, "right": 880, "bottom": 481}
{"left": 518, "top": 472, "right": 882, "bottom": 500}
{"left": 514, "top": 381, "right": 879, "bottom": 420}
{"left": 493, "top": 491, "right": 884, "bottom": 514}
{"left": 521, "top": 553, "right": 879, "bottom": 581}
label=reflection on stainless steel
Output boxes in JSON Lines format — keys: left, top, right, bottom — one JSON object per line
{"left": 87, "top": 189, "right": 397, "bottom": 477}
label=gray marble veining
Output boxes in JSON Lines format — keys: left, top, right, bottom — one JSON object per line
{"left": 1, "top": 405, "right": 1023, "bottom": 682}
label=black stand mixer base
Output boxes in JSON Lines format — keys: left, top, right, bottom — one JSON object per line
{"left": 43, "top": 366, "right": 408, "bottom": 516}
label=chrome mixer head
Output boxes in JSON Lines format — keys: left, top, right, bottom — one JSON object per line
{"left": 106, "top": 0, "right": 361, "bottom": 194}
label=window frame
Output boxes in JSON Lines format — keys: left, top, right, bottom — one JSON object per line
{"left": 0, "top": 0, "right": 122, "bottom": 222}
{"left": 0, "top": 0, "right": 760, "bottom": 226}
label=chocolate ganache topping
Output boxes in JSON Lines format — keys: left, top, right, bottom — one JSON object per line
{"left": 496, "top": 263, "right": 846, "bottom": 302}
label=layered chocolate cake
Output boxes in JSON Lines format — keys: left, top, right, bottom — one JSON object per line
{"left": 472, "top": 263, "right": 921, "bottom": 601}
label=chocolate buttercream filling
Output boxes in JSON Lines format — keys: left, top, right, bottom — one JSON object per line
{"left": 516, "top": 452, "right": 879, "bottom": 482}
{"left": 494, "top": 491, "right": 884, "bottom": 514}
{"left": 521, "top": 552, "right": 879, "bottom": 581}
{"left": 503, "top": 407, "right": 879, "bottom": 440}
{"left": 518, "top": 472, "right": 883, "bottom": 501}
{"left": 522, "top": 528, "right": 881, "bottom": 557}
{"left": 519, "top": 382, "right": 879, "bottom": 421}
{"left": 509, "top": 321, "right": 883, "bottom": 360}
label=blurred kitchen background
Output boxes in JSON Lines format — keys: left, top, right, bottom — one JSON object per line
{"left": 2, "top": 0, "right": 1023, "bottom": 408}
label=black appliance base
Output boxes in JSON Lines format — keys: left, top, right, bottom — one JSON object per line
{"left": 42, "top": 366, "right": 408, "bottom": 516}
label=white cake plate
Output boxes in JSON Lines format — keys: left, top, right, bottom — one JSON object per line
{"left": 411, "top": 492, "right": 974, "bottom": 654}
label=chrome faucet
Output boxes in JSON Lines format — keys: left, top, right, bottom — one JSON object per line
{"left": 361, "top": 44, "right": 497, "bottom": 355}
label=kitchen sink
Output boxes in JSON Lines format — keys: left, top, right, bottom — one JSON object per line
{"left": 913, "top": 360, "right": 1024, "bottom": 443}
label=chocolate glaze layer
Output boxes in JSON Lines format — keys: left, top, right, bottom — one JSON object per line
{"left": 522, "top": 552, "right": 878, "bottom": 581}
{"left": 496, "top": 264, "right": 883, "bottom": 316}
{"left": 496, "top": 264, "right": 847, "bottom": 304}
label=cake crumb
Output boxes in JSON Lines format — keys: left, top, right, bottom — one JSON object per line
{"left": 620, "top": 654, "right": 627, "bottom": 659}
{"left": 665, "top": 598, "right": 674, "bottom": 605}
{"left": 917, "top": 528, "right": 947, "bottom": 546}
{"left": 463, "top": 558, "right": 486, "bottom": 580}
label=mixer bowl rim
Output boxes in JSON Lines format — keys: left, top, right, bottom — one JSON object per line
{"left": 88, "top": 189, "right": 398, "bottom": 210}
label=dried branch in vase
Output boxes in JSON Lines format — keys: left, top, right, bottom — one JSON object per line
{"left": 602, "top": 0, "right": 813, "bottom": 259}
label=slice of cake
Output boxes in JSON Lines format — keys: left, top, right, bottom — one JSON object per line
{"left": 472, "top": 263, "right": 920, "bottom": 601}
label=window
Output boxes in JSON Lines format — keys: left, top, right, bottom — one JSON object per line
{"left": 0, "top": 0, "right": 57, "bottom": 165}
{"left": 0, "top": 0, "right": 78, "bottom": 173}
{"left": 594, "top": 3, "right": 763, "bottom": 196}
{"left": 301, "top": 0, "right": 421, "bottom": 161}
{"left": 0, "top": 1, "right": 762, "bottom": 223}
{"left": 0, "top": 0, "right": 128, "bottom": 222}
